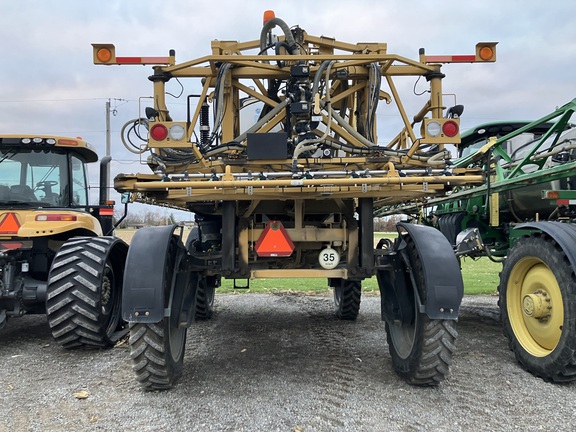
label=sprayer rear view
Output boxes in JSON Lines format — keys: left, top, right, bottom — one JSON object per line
{"left": 92, "top": 12, "right": 497, "bottom": 389}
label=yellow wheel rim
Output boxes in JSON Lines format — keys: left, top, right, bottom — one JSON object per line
{"left": 507, "top": 257, "right": 564, "bottom": 357}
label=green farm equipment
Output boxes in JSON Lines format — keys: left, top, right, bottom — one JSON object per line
{"left": 379, "top": 99, "right": 576, "bottom": 382}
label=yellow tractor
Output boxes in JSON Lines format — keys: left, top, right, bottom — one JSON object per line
{"left": 0, "top": 135, "right": 128, "bottom": 347}
{"left": 93, "top": 11, "right": 496, "bottom": 389}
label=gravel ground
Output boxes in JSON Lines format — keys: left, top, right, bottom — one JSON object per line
{"left": 1, "top": 293, "right": 575, "bottom": 432}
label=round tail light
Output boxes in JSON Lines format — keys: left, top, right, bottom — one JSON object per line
{"left": 150, "top": 124, "right": 168, "bottom": 141}
{"left": 442, "top": 120, "right": 459, "bottom": 138}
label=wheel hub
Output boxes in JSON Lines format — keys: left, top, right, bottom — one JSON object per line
{"left": 101, "top": 276, "right": 111, "bottom": 306}
{"left": 522, "top": 290, "right": 551, "bottom": 320}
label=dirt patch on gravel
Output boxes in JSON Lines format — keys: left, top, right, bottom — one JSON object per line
{"left": 1, "top": 294, "right": 574, "bottom": 431}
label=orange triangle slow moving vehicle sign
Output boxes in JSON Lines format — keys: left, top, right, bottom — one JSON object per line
{"left": 255, "top": 220, "right": 295, "bottom": 257}
{"left": 0, "top": 212, "right": 21, "bottom": 235}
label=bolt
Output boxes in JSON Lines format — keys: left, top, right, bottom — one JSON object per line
{"left": 135, "top": 312, "right": 140, "bottom": 316}
{"left": 440, "top": 307, "right": 445, "bottom": 313}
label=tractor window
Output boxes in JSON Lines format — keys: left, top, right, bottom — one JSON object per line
{"left": 70, "top": 155, "right": 88, "bottom": 206}
{"left": 0, "top": 148, "right": 70, "bottom": 207}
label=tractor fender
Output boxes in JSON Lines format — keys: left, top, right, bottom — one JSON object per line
{"left": 122, "top": 225, "right": 180, "bottom": 323}
{"left": 514, "top": 221, "right": 576, "bottom": 272}
{"left": 397, "top": 222, "right": 464, "bottom": 320}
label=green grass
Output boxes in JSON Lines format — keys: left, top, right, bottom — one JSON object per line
{"left": 220, "top": 252, "right": 502, "bottom": 296}
{"left": 460, "top": 257, "right": 500, "bottom": 295}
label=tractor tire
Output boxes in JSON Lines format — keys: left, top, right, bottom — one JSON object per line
{"left": 499, "top": 234, "right": 576, "bottom": 382}
{"left": 332, "top": 279, "right": 361, "bottom": 320}
{"left": 46, "top": 237, "right": 126, "bottom": 348}
{"left": 195, "top": 276, "right": 216, "bottom": 320}
{"left": 129, "top": 235, "right": 187, "bottom": 391}
{"left": 385, "top": 238, "right": 457, "bottom": 386}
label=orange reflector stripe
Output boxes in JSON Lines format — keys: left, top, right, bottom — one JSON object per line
{"left": 0, "top": 213, "right": 21, "bottom": 234}
{"left": 100, "top": 208, "right": 114, "bottom": 216}
{"left": 0, "top": 241, "right": 23, "bottom": 251}
{"left": 255, "top": 221, "right": 295, "bottom": 257}
{"left": 545, "top": 191, "right": 559, "bottom": 199}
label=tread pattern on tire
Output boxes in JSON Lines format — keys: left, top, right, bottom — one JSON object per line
{"left": 129, "top": 322, "right": 184, "bottom": 390}
{"left": 46, "top": 237, "right": 122, "bottom": 348}
{"left": 128, "top": 234, "right": 186, "bottom": 391}
{"left": 195, "top": 279, "right": 215, "bottom": 320}
{"left": 386, "top": 237, "right": 457, "bottom": 386}
{"left": 388, "top": 319, "right": 457, "bottom": 386}
{"left": 334, "top": 280, "right": 361, "bottom": 320}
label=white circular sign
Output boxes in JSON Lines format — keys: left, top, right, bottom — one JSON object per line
{"left": 319, "top": 247, "right": 340, "bottom": 269}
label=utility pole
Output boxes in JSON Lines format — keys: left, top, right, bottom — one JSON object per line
{"left": 105, "top": 99, "right": 111, "bottom": 201}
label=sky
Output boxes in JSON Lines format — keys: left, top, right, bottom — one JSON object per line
{"left": 1, "top": 0, "right": 574, "bottom": 219}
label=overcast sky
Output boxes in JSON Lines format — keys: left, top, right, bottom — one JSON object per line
{"left": 1, "top": 0, "right": 574, "bottom": 217}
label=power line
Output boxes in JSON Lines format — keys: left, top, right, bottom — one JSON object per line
{"left": 0, "top": 98, "right": 138, "bottom": 103}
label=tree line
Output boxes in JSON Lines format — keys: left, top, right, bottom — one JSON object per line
{"left": 114, "top": 210, "right": 403, "bottom": 232}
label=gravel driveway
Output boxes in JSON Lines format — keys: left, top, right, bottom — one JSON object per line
{"left": 1, "top": 293, "right": 575, "bottom": 431}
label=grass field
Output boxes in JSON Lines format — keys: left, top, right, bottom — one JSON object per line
{"left": 117, "top": 229, "right": 502, "bottom": 296}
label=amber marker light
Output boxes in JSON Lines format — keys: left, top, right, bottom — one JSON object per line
{"left": 475, "top": 42, "right": 498, "bottom": 62}
{"left": 58, "top": 138, "right": 79, "bottom": 146}
{"left": 97, "top": 47, "right": 112, "bottom": 63}
{"left": 263, "top": 10, "right": 275, "bottom": 24}
{"left": 479, "top": 46, "right": 493, "bottom": 61}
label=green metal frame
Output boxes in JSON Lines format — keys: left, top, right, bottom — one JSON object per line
{"left": 378, "top": 98, "right": 576, "bottom": 255}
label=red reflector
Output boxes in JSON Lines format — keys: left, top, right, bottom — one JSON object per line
{"left": 35, "top": 214, "right": 78, "bottom": 222}
{"left": 557, "top": 199, "right": 570, "bottom": 205}
{"left": 442, "top": 120, "right": 459, "bottom": 138}
{"left": 0, "top": 213, "right": 21, "bottom": 234}
{"left": 425, "top": 55, "right": 477, "bottom": 63}
{"left": 255, "top": 221, "right": 295, "bottom": 257}
{"left": 0, "top": 241, "right": 23, "bottom": 251}
{"left": 100, "top": 208, "right": 114, "bottom": 216}
{"left": 116, "top": 56, "right": 171, "bottom": 64}
{"left": 451, "top": 55, "right": 477, "bottom": 62}
{"left": 150, "top": 124, "right": 168, "bottom": 141}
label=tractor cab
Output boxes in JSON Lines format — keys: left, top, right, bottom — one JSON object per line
{"left": 0, "top": 135, "right": 96, "bottom": 210}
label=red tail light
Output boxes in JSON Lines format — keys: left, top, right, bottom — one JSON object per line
{"left": 442, "top": 120, "right": 459, "bottom": 137}
{"left": 150, "top": 124, "right": 168, "bottom": 141}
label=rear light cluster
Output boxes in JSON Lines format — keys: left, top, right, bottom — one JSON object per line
{"left": 150, "top": 123, "right": 187, "bottom": 142}
{"left": 425, "top": 120, "right": 459, "bottom": 138}
{"left": 35, "top": 214, "right": 77, "bottom": 222}
{"left": 17, "top": 137, "right": 81, "bottom": 147}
